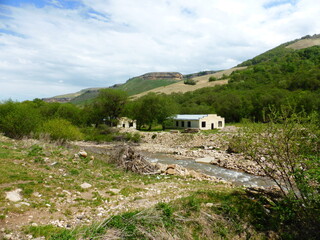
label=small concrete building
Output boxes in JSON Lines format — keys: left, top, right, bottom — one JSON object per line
{"left": 117, "top": 117, "right": 137, "bottom": 129}
{"left": 171, "top": 114, "right": 225, "bottom": 130}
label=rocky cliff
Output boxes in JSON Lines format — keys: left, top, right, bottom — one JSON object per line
{"left": 138, "top": 72, "right": 183, "bottom": 80}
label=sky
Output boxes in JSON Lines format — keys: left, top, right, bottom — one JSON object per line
{"left": 0, "top": 0, "right": 319, "bottom": 101}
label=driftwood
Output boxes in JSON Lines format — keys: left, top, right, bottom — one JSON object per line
{"left": 113, "top": 146, "right": 158, "bottom": 175}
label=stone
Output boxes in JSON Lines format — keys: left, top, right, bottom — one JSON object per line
{"left": 109, "top": 188, "right": 121, "bottom": 194}
{"left": 80, "top": 182, "right": 92, "bottom": 189}
{"left": 155, "top": 163, "right": 167, "bottom": 173}
{"left": 5, "top": 189, "right": 22, "bottom": 202}
{"left": 166, "top": 168, "right": 176, "bottom": 175}
{"left": 78, "top": 150, "right": 87, "bottom": 158}
{"left": 195, "top": 157, "right": 214, "bottom": 164}
{"left": 205, "top": 203, "right": 214, "bottom": 207}
{"left": 167, "top": 164, "right": 176, "bottom": 169}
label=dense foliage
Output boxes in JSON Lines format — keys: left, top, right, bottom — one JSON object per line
{"left": 126, "top": 93, "right": 178, "bottom": 130}
{"left": 165, "top": 46, "right": 320, "bottom": 122}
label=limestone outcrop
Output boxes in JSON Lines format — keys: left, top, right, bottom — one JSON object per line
{"left": 138, "top": 72, "right": 183, "bottom": 80}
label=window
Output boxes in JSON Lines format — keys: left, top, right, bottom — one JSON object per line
{"left": 188, "top": 121, "right": 191, "bottom": 127}
{"left": 129, "top": 122, "right": 134, "bottom": 127}
{"left": 181, "top": 121, "right": 185, "bottom": 127}
{"left": 201, "top": 121, "right": 206, "bottom": 128}
{"left": 218, "top": 121, "right": 222, "bottom": 127}
{"left": 176, "top": 121, "right": 179, "bottom": 127}
{"left": 122, "top": 124, "right": 125, "bottom": 128}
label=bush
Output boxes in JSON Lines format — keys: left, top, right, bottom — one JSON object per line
{"left": 38, "top": 119, "right": 83, "bottom": 142}
{"left": 184, "top": 79, "right": 197, "bottom": 85}
{"left": 208, "top": 76, "right": 217, "bottom": 82}
{"left": 0, "top": 101, "right": 43, "bottom": 139}
{"left": 230, "top": 108, "right": 320, "bottom": 239}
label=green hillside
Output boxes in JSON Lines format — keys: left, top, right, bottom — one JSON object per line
{"left": 70, "top": 89, "right": 100, "bottom": 105}
{"left": 68, "top": 77, "right": 181, "bottom": 105}
{"left": 165, "top": 42, "right": 320, "bottom": 122}
{"left": 116, "top": 77, "right": 179, "bottom": 95}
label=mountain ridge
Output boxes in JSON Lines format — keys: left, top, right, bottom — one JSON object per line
{"left": 42, "top": 34, "right": 320, "bottom": 104}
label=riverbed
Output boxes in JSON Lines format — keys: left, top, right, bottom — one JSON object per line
{"left": 142, "top": 151, "right": 275, "bottom": 188}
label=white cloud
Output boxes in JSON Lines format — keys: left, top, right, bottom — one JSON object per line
{"left": 0, "top": 0, "right": 319, "bottom": 101}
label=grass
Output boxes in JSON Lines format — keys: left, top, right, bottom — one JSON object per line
{"left": 116, "top": 77, "right": 179, "bottom": 96}
{"left": 0, "top": 134, "right": 227, "bottom": 239}
{"left": 26, "top": 189, "right": 277, "bottom": 239}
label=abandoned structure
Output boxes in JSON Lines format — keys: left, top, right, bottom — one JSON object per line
{"left": 170, "top": 114, "right": 225, "bottom": 130}
{"left": 117, "top": 117, "right": 137, "bottom": 129}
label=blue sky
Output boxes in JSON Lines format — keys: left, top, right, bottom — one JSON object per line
{"left": 0, "top": 0, "right": 319, "bottom": 101}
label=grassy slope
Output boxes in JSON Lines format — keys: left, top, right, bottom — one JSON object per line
{"left": 69, "top": 78, "right": 180, "bottom": 105}
{"left": 70, "top": 90, "right": 100, "bottom": 105}
{"left": 116, "top": 77, "right": 179, "bottom": 95}
{"left": 237, "top": 35, "right": 320, "bottom": 67}
{"left": 132, "top": 67, "right": 246, "bottom": 99}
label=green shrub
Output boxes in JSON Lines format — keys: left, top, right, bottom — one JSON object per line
{"left": 184, "top": 79, "right": 197, "bottom": 85}
{"left": 82, "top": 125, "right": 115, "bottom": 142}
{"left": 38, "top": 119, "right": 83, "bottom": 142}
{"left": 208, "top": 76, "right": 217, "bottom": 82}
{"left": 0, "top": 101, "right": 43, "bottom": 139}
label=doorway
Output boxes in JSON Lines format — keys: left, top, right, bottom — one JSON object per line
{"left": 211, "top": 123, "right": 214, "bottom": 129}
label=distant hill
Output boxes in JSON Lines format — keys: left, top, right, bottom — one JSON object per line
{"left": 42, "top": 88, "right": 102, "bottom": 103}
{"left": 238, "top": 34, "right": 320, "bottom": 67}
{"left": 70, "top": 72, "right": 184, "bottom": 104}
{"left": 115, "top": 72, "right": 183, "bottom": 95}
{"left": 132, "top": 67, "right": 246, "bottom": 98}
{"left": 43, "top": 34, "right": 320, "bottom": 105}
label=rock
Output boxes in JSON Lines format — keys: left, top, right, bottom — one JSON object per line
{"left": 139, "top": 72, "right": 183, "bottom": 81}
{"left": 5, "top": 189, "right": 22, "bottom": 202}
{"left": 155, "top": 162, "right": 167, "bottom": 173}
{"left": 205, "top": 203, "right": 214, "bottom": 207}
{"left": 166, "top": 168, "right": 176, "bottom": 175}
{"left": 80, "top": 182, "right": 92, "bottom": 189}
{"left": 78, "top": 150, "right": 87, "bottom": 158}
{"left": 195, "top": 157, "right": 214, "bottom": 164}
{"left": 167, "top": 164, "right": 176, "bottom": 169}
{"left": 109, "top": 188, "right": 121, "bottom": 194}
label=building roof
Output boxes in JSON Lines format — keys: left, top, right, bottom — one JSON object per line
{"left": 174, "top": 114, "right": 208, "bottom": 120}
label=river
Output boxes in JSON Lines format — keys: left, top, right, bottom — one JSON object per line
{"left": 142, "top": 151, "right": 276, "bottom": 188}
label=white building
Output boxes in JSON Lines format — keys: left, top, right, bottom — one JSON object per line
{"left": 117, "top": 117, "right": 137, "bottom": 129}
{"left": 170, "top": 114, "right": 225, "bottom": 130}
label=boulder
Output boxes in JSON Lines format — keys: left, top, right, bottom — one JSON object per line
{"left": 195, "top": 157, "right": 214, "bottom": 164}
{"left": 5, "top": 189, "right": 22, "bottom": 202}
{"left": 166, "top": 168, "right": 176, "bottom": 175}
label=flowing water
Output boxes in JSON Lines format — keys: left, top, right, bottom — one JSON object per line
{"left": 142, "top": 151, "right": 276, "bottom": 188}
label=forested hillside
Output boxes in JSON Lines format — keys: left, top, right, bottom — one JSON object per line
{"left": 166, "top": 45, "right": 320, "bottom": 122}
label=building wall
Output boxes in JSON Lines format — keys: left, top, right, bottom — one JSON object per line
{"left": 174, "top": 120, "right": 199, "bottom": 129}
{"left": 117, "top": 118, "right": 137, "bottom": 129}
{"left": 199, "top": 114, "right": 224, "bottom": 130}
{"left": 167, "top": 114, "right": 225, "bottom": 130}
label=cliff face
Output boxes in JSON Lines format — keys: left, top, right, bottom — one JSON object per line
{"left": 42, "top": 97, "right": 72, "bottom": 103}
{"left": 139, "top": 72, "right": 183, "bottom": 80}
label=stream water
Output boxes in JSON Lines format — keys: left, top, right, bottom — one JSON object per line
{"left": 142, "top": 152, "right": 276, "bottom": 188}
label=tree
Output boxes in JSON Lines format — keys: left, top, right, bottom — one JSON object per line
{"left": 90, "top": 89, "right": 128, "bottom": 126}
{"left": 127, "top": 93, "right": 178, "bottom": 130}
